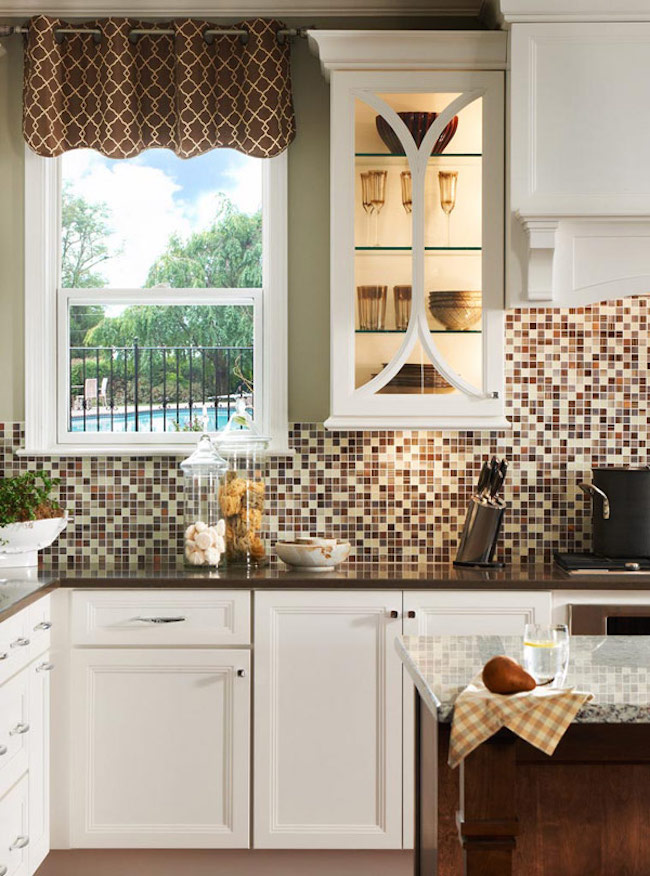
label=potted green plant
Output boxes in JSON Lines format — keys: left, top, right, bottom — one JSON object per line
{"left": 0, "top": 471, "right": 67, "bottom": 568}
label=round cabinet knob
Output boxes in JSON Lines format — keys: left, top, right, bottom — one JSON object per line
{"left": 9, "top": 836, "right": 29, "bottom": 851}
{"left": 36, "top": 662, "right": 54, "bottom": 673}
{"left": 9, "top": 723, "right": 29, "bottom": 737}
{"left": 10, "top": 638, "right": 30, "bottom": 649}
{"left": 237, "top": 669, "right": 247, "bottom": 678}
{"left": 0, "top": 745, "right": 7, "bottom": 757}
{"left": 0, "top": 653, "right": 8, "bottom": 662}
{"left": 0, "top": 864, "right": 7, "bottom": 875}
{"left": 407, "top": 610, "right": 416, "bottom": 619}
{"left": 389, "top": 610, "right": 399, "bottom": 619}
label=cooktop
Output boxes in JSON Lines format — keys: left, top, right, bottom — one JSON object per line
{"left": 555, "top": 552, "right": 650, "bottom": 574}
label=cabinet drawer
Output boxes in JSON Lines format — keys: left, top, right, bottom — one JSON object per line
{"left": 28, "top": 596, "right": 52, "bottom": 661}
{"left": 71, "top": 590, "right": 251, "bottom": 646}
{"left": 0, "top": 613, "right": 32, "bottom": 688}
{"left": 0, "top": 671, "right": 30, "bottom": 800}
{"left": 0, "top": 772, "right": 29, "bottom": 876}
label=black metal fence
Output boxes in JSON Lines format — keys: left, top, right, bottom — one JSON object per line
{"left": 69, "top": 340, "right": 254, "bottom": 432}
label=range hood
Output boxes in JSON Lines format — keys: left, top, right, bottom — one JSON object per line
{"left": 498, "top": 1, "right": 650, "bottom": 307}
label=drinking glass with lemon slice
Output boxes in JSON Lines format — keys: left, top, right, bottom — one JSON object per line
{"left": 523, "top": 624, "right": 570, "bottom": 688}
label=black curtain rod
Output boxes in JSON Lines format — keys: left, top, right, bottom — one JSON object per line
{"left": 0, "top": 23, "right": 310, "bottom": 44}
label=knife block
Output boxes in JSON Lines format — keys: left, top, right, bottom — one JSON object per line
{"left": 453, "top": 496, "right": 506, "bottom": 568}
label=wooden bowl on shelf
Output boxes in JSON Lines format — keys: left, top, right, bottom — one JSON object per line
{"left": 372, "top": 363, "right": 455, "bottom": 394}
{"left": 428, "top": 290, "right": 482, "bottom": 331}
{"left": 375, "top": 112, "right": 458, "bottom": 155}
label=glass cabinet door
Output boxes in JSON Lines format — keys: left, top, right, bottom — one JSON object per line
{"left": 328, "top": 70, "right": 505, "bottom": 429}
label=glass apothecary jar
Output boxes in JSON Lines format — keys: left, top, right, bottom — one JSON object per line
{"left": 215, "top": 399, "right": 270, "bottom": 567}
{"left": 180, "top": 432, "right": 228, "bottom": 568}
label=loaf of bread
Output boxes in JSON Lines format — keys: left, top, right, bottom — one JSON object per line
{"left": 482, "top": 655, "right": 536, "bottom": 695}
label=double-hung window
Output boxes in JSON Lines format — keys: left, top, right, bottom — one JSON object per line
{"left": 24, "top": 145, "right": 288, "bottom": 454}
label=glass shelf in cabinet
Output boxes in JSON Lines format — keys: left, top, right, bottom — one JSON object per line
{"left": 355, "top": 329, "right": 482, "bottom": 334}
{"left": 354, "top": 246, "right": 482, "bottom": 252}
{"left": 355, "top": 152, "right": 482, "bottom": 158}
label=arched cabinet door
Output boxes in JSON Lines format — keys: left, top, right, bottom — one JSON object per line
{"left": 326, "top": 66, "right": 506, "bottom": 430}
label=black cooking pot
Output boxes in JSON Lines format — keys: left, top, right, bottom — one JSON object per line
{"left": 580, "top": 468, "right": 650, "bottom": 558}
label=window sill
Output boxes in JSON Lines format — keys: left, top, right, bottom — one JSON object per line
{"left": 15, "top": 444, "right": 296, "bottom": 458}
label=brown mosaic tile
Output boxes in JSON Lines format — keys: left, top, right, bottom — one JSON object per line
{"left": 1, "top": 297, "right": 649, "bottom": 568}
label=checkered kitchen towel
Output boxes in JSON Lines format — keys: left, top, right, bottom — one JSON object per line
{"left": 448, "top": 676, "right": 593, "bottom": 768}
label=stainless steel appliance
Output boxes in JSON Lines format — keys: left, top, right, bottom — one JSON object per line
{"left": 570, "top": 603, "right": 650, "bottom": 635}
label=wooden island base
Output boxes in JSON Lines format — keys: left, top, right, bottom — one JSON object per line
{"left": 415, "top": 695, "right": 650, "bottom": 876}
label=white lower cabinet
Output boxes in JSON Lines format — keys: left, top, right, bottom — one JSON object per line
{"left": 401, "top": 590, "right": 552, "bottom": 848}
{"left": 28, "top": 654, "right": 51, "bottom": 874}
{"left": 254, "top": 590, "right": 403, "bottom": 849}
{"left": 0, "top": 597, "right": 52, "bottom": 876}
{"left": 70, "top": 648, "right": 250, "bottom": 848}
{"left": 0, "top": 772, "right": 30, "bottom": 876}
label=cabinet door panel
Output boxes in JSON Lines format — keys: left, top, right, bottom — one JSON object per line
{"left": 0, "top": 773, "right": 29, "bottom": 876}
{"left": 0, "top": 671, "right": 29, "bottom": 799}
{"left": 70, "top": 649, "right": 250, "bottom": 848}
{"left": 254, "top": 591, "right": 403, "bottom": 849}
{"left": 401, "top": 590, "right": 552, "bottom": 849}
{"left": 29, "top": 653, "right": 52, "bottom": 874}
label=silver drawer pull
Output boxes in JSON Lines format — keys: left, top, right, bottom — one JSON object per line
{"left": 33, "top": 621, "right": 52, "bottom": 631}
{"left": 0, "top": 745, "right": 7, "bottom": 756}
{"left": 9, "top": 723, "right": 29, "bottom": 736}
{"left": 134, "top": 616, "right": 186, "bottom": 624}
{"left": 9, "top": 836, "right": 29, "bottom": 851}
{"left": 36, "top": 662, "right": 54, "bottom": 673}
{"left": 10, "top": 638, "right": 30, "bottom": 648}
{"left": 0, "top": 863, "right": 7, "bottom": 875}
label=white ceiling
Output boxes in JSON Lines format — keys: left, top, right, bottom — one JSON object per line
{"left": 0, "top": 0, "right": 486, "bottom": 18}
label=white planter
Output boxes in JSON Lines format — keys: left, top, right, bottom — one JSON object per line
{"left": 0, "top": 515, "right": 68, "bottom": 568}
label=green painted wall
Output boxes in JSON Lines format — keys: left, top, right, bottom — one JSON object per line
{"left": 0, "top": 38, "right": 25, "bottom": 422}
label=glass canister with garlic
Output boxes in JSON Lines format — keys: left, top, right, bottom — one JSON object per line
{"left": 215, "top": 399, "right": 270, "bottom": 566}
{"left": 180, "top": 429, "right": 228, "bottom": 568}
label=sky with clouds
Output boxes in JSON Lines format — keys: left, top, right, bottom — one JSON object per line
{"left": 62, "top": 148, "right": 262, "bottom": 289}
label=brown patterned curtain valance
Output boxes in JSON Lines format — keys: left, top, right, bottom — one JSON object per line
{"left": 23, "top": 15, "right": 295, "bottom": 159}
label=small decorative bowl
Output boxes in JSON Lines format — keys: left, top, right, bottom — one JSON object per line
{"left": 428, "top": 290, "right": 482, "bottom": 331}
{"left": 376, "top": 112, "right": 458, "bottom": 155}
{"left": 276, "top": 539, "right": 351, "bottom": 572}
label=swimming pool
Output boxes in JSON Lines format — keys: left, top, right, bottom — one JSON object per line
{"left": 69, "top": 406, "right": 234, "bottom": 433}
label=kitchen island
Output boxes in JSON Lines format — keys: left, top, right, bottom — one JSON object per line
{"left": 398, "top": 635, "right": 650, "bottom": 876}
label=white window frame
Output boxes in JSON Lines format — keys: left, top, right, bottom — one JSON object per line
{"left": 22, "top": 145, "right": 289, "bottom": 455}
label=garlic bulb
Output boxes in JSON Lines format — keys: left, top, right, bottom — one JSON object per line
{"left": 184, "top": 519, "right": 225, "bottom": 567}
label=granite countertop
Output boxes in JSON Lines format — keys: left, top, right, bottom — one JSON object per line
{"left": 397, "top": 634, "right": 650, "bottom": 724}
{"left": 2, "top": 558, "right": 650, "bottom": 625}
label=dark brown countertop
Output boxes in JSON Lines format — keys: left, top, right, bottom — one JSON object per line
{"left": 2, "top": 561, "right": 650, "bottom": 625}
{"left": 49, "top": 561, "right": 650, "bottom": 589}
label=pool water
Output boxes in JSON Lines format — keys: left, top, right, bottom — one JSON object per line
{"left": 69, "top": 406, "right": 234, "bottom": 433}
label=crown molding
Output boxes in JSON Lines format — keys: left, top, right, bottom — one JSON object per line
{"left": 308, "top": 29, "right": 507, "bottom": 77}
{"left": 497, "top": 0, "right": 650, "bottom": 23}
{"left": 0, "top": 0, "right": 486, "bottom": 18}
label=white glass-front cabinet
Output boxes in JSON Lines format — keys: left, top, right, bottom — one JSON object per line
{"left": 309, "top": 32, "right": 508, "bottom": 429}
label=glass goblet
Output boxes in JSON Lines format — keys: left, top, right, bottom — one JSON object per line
{"left": 438, "top": 170, "right": 458, "bottom": 247}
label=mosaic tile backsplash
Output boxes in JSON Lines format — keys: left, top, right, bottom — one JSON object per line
{"left": 2, "top": 298, "right": 650, "bottom": 568}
